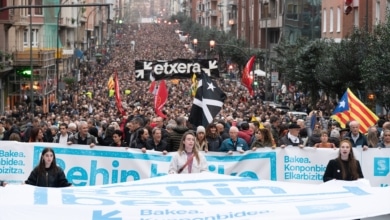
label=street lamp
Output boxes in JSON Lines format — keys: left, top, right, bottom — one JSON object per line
{"left": 228, "top": 19, "right": 235, "bottom": 37}
{"left": 29, "top": 0, "right": 34, "bottom": 114}
{"left": 209, "top": 40, "right": 215, "bottom": 51}
{"left": 209, "top": 40, "right": 250, "bottom": 60}
{"left": 228, "top": 19, "right": 234, "bottom": 26}
{"left": 192, "top": 38, "right": 198, "bottom": 57}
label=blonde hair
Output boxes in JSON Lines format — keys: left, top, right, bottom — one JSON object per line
{"left": 178, "top": 131, "right": 200, "bottom": 164}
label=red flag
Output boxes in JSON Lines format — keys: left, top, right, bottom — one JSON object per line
{"left": 148, "top": 81, "right": 156, "bottom": 94}
{"left": 154, "top": 80, "right": 168, "bottom": 118}
{"left": 114, "top": 71, "right": 126, "bottom": 116}
{"left": 241, "top": 56, "right": 256, "bottom": 96}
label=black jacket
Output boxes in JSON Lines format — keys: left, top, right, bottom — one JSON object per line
{"left": 146, "top": 138, "right": 168, "bottom": 151}
{"left": 323, "top": 159, "right": 364, "bottom": 182}
{"left": 3, "top": 125, "right": 21, "bottom": 141}
{"left": 168, "top": 126, "right": 190, "bottom": 152}
{"left": 25, "top": 166, "right": 71, "bottom": 187}
{"left": 206, "top": 136, "right": 223, "bottom": 151}
{"left": 278, "top": 135, "right": 304, "bottom": 146}
{"left": 109, "top": 141, "right": 127, "bottom": 147}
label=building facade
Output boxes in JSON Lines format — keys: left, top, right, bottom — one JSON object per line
{"left": 0, "top": 0, "right": 112, "bottom": 113}
{"left": 322, "top": 0, "right": 389, "bottom": 42}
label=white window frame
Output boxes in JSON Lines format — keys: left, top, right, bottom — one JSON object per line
{"left": 323, "top": 9, "right": 327, "bottom": 33}
{"left": 337, "top": 7, "right": 341, "bottom": 32}
{"left": 23, "top": 28, "right": 39, "bottom": 48}
{"left": 375, "top": 1, "right": 380, "bottom": 25}
{"left": 329, "top": 8, "right": 334, "bottom": 33}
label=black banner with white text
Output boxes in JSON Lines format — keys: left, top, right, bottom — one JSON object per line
{"left": 134, "top": 59, "right": 220, "bottom": 81}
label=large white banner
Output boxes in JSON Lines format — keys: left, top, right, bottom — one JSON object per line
{"left": 0, "top": 173, "right": 390, "bottom": 220}
{"left": 0, "top": 142, "right": 389, "bottom": 187}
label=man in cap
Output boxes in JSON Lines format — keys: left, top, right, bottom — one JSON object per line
{"left": 278, "top": 123, "right": 304, "bottom": 148}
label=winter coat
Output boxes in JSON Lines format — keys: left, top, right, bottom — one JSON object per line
{"left": 25, "top": 166, "right": 71, "bottom": 187}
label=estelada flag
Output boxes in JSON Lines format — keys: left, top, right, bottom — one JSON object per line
{"left": 332, "top": 88, "right": 378, "bottom": 133}
{"left": 107, "top": 76, "right": 115, "bottom": 90}
{"left": 241, "top": 56, "right": 256, "bottom": 96}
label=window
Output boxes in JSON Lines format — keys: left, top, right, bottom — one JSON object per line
{"left": 337, "top": 7, "right": 341, "bottom": 32}
{"left": 323, "top": 9, "right": 326, "bottom": 33}
{"left": 23, "top": 28, "right": 39, "bottom": 47}
{"left": 375, "top": 1, "right": 380, "bottom": 25}
{"left": 262, "top": 3, "right": 270, "bottom": 19}
{"left": 329, "top": 8, "right": 333, "bottom": 32}
{"left": 23, "top": 0, "right": 29, "bottom": 16}
{"left": 23, "top": 29, "right": 28, "bottom": 47}
{"left": 270, "top": 29, "right": 279, "bottom": 44}
{"left": 353, "top": 8, "right": 359, "bottom": 27}
{"left": 35, "top": 0, "right": 43, "bottom": 15}
{"left": 388, "top": 0, "right": 390, "bottom": 14}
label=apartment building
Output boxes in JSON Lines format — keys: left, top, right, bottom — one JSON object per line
{"left": 322, "top": 0, "right": 389, "bottom": 42}
{"left": 0, "top": 0, "right": 112, "bottom": 113}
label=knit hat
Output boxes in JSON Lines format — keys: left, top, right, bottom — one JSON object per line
{"left": 196, "top": 126, "right": 206, "bottom": 133}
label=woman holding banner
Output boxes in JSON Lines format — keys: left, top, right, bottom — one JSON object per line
{"left": 323, "top": 139, "right": 364, "bottom": 182}
{"left": 168, "top": 131, "right": 208, "bottom": 174}
{"left": 25, "top": 147, "right": 71, "bottom": 187}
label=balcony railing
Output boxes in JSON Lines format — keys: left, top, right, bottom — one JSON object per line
{"left": 13, "top": 50, "right": 56, "bottom": 67}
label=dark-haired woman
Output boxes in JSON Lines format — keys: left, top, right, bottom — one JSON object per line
{"left": 323, "top": 139, "right": 364, "bottom": 182}
{"left": 28, "top": 127, "right": 44, "bottom": 142}
{"left": 25, "top": 147, "right": 71, "bottom": 187}
{"left": 205, "top": 123, "right": 222, "bottom": 152}
{"left": 251, "top": 128, "right": 275, "bottom": 149}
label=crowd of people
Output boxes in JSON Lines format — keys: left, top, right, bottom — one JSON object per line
{"left": 1, "top": 22, "right": 390, "bottom": 185}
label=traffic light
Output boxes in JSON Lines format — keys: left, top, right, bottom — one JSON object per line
{"left": 344, "top": 0, "right": 353, "bottom": 15}
{"left": 17, "top": 68, "right": 32, "bottom": 78}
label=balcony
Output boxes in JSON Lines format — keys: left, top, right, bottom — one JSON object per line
{"left": 13, "top": 50, "right": 56, "bottom": 67}
{"left": 209, "top": 10, "right": 218, "bottom": 17}
{"left": 286, "top": 13, "right": 299, "bottom": 21}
